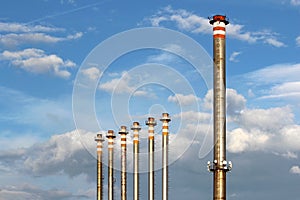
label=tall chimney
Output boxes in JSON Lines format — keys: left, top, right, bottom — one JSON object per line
{"left": 131, "top": 122, "right": 141, "bottom": 200}
{"left": 160, "top": 113, "right": 171, "bottom": 200}
{"left": 208, "top": 15, "right": 232, "bottom": 200}
{"left": 106, "top": 130, "right": 116, "bottom": 200}
{"left": 95, "top": 133, "right": 105, "bottom": 200}
{"left": 119, "top": 126, "right": 128, "bottom": 200}
{"left": 145, "top": 117, "right": 157, "bottom": 200}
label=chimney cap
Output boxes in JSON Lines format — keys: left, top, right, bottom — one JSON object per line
{"left": 145, "top": 117, "right": 157, "bottom": 126}
{"left": 106, "top": 130, "right": 116, "bottom": 138}
{"left": 160, "top": 112, "right": 171, "bottom": 122}
{"left": 119, "top": 125, "right": 129, "bottom": 134}
{"left": 209, "top": 15, "right": 229, "bottom": 25}
{"left": 95, "top": 133, "right": 105, "bottom": 142}
{"left": 131, "top": 121, "right": 141, "bottom": 131}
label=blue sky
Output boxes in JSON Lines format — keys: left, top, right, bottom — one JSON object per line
{"left": 0, "top": 0, "right": 300, "bottom": 199}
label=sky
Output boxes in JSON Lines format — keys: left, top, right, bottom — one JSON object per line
{"left": 0, "top": 0, "right": 300, "bottom": 199}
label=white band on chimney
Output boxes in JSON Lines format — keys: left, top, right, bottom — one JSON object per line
{"left": 213, "top": 30, "right": 226, "bottom": 35}
{"left": 163, "top": 122, "right": 168, "bottom": 126}
{"left": 121, "top": 141, "right": 126, "bottom": 145}
{"left": 108, "top": 138, "right": 114, "bottom": 143}
{"left": 149, "top": 133, "right": 154, "bottom": 137}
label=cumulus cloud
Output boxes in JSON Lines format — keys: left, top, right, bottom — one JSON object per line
{"left": 98, "top": 71, "right": 148, "bottom": 96}
{"left": 0, "top": 130, "right": 96, "bottom": 178}
{"left": 227, "top": 89, "right": 246, "bottom": 116}
{"left": 168, "top": 93, "right": 200, "bottom": 106}
{"left": 202, "top": 88, "right": 246, "bottom": 115}
{"left": 228, "top": 106, "right": 300, "bottom": 154}
{"left": 82, "top": 67, "right": 101, "bottom": 80}
{"left": 228, "top": 128, "right": 269, "bottom": 153}
{"left": 239, "top": 107, "right": 293, "bottom": 131}
{"left": 146, "top": 6, "right": 285, "bottom": 47}
{"left": 1, "top": 48, "right": 75, "bottom": 78}
{"left": 195, "top": 88, "right": 300, "bottom": 156}
{"left": 290, "top": 166, "right": 300, "bottom": 174}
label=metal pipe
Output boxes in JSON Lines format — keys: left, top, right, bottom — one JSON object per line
{"left": 160, "top": 113, "right": 171, "bottom": 200}
{"left": 208, "top": 15, "right": 232, "bottom": 200}
{"left": 106, "top": 130, "right": 116, "bottom": 200}
{"left": 119, "top": 126, "right": 128, "bottom": 200}
{"left": 95, "top": 134, "right": 105, "bottom": 200}
{"left": 131, "top": 122, "right": 141, "bottom": 200}
{"left": 145, "top": 117, "right": 157, "bottom": 200}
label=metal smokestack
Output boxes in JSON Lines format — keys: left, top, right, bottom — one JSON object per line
{"left": 106, "top": 130, "right": 116, "bottom": 200}
{"left": 160, "top": 113, "right": 171, "bottom": 200}
{"left": 145, "top": 117, "right": 157, "bottom": 200}
{"left": 119, "top": 126, "right": 128, "bottom": 200}
{"left": 131, "top": 122, "right": 141, "bottom": 200}
{"left": 208, "top": 15, "right": 232, "bottom": 200}
{"left": 95, "top": 134, "right": 105, "bottom": 200}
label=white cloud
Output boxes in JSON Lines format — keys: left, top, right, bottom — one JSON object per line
{"left": 82, "top": 67, "right": 101, "bottom": 80}
{"left": 264, "top": 38, "right": 286, "bottom": 47}
{"left": 148, "top": 6, "right": 210, "bottom": 34}
{"left": 147, "top": 52, "right": 178, "bottom": 63}
{"left": 168, "top": 93, "right": 200, "bottom": 106}
{"left": 245, "top": 63, "right": 300, "bottom": 84}
{"left": 241, "top": 63, "right": 300, "bottom": 101}
{"left": 280, "top": 151, "right": 298, "bottom": 159}
{"left": 61, "top": 0, "right": 76, "bottom": 4}
{"left": 0, "top": 22, "right": 82, "bottom": 46}
{"left": 239, "top": 106, "right": 293, "bottom": 131}
{"left": 202, "top": 89, "right": 213, "bottom": 110}
{"left": 1, "top": 48, "right": 75, "bottom": 78}
{"left": 228, "top": 128, "right": 269, "bottom": 153}
{"left": 291, "top": 0, "right": 300, "bottom": 6}
{"left": 296, "top": 36, "right": 300, "bottom": 46}
{"left": 66, "top": 32, "right": 83, "bottom": 39}
{"left": 226, "top": 23, "right": 256, "bottom": 43}
{"left": 290, "top": 166, "right": 300, "bottom": 174}
{"left": 202, "top": 88, "right": 246, "bottom": 115}
{"left": 98, "top": 71, "right": 148, "bottom": 96}
{"left": 229, "top": 51, "right": 242, "bottom": 62}
{"left": 146, "top": 6, "right": 285, "bottom": 47}
{"left": 173, "top": 110, "right": 211, "bottom": 122}
{"left": 0, "top": 32, "right": 83, "bottom": 46}
{"left": 227, "top": 88, "right": 246, "bottom": 116}
{"left": 261, "top": 81, "right": 300, "bottom": 99}
{"left": 0, "top": 129, "right": 97, "bottom": 178}
{"left": 0, "top": 22, "right": 64, "bottom": 32}
{"left": 228, "top": 106, "right": 300, "bottom": 154}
